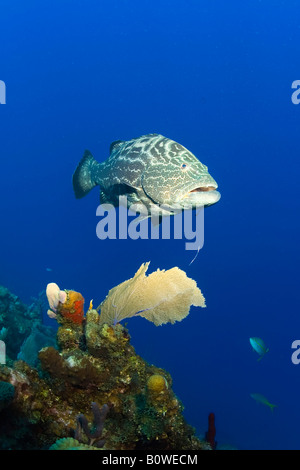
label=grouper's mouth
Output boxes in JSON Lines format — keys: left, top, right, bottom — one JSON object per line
{"left": 182, "top": 183, "right": 221, "bottom": 207}
{"left": 189, "top": 185, "right": 217, "bottom": 193}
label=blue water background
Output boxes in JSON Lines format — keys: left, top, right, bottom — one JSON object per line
{"left": 1, "top": 0, "right": 299, "bottom": 449}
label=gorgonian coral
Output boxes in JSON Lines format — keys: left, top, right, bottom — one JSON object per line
{"left": 98, "top": 262, "right": 205, "bottom": 326}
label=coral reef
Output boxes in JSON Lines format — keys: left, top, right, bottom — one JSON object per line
{"left": 0, "top": 309, "right": 207, "bottom": 450}
{"left": 0, "top": 268, "right": 210, "bottom": 450}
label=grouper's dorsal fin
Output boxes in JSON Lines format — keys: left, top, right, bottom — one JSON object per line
{"left": 110, "top": 140, "right": 124, "bottom": 154}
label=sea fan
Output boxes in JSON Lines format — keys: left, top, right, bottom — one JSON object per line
{"left": 98, "top": 262, "right": 205, "bottom": 326}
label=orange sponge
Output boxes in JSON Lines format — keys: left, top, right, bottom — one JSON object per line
{"left": 57, "top": 290, "right": 85, "bottom": 324}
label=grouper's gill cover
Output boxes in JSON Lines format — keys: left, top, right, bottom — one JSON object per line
{"left": 72, "top": 133, "right": 221, "bottom": 212}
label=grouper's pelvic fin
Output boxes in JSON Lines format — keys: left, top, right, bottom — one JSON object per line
{"left": 73, "top": 150, "right": 98, "bottom": 199}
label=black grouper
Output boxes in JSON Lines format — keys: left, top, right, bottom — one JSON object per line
{"left": 72, "top": 133, "right": 220, "bottom": 215}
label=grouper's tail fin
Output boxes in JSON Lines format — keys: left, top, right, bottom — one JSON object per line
{"left": 73, "top": 150, "right": 98, "bottom": 199}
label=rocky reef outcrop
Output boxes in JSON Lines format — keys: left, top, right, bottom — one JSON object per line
{"left": 0, "top": 305, "right": 208, "bottom": 449}
{"left": 0, "top": 270, "right": 212, "bottom": 450}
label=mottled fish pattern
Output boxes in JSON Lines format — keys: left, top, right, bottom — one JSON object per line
{"left": 73, "top": 133, "right": 220, "bottom": 214}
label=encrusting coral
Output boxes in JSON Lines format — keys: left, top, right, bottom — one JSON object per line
{"left": 147, "top": 374, "right": 168, "bottom": 394}
{"left": 0, "top": 263, "right": 211, "bottom": 450}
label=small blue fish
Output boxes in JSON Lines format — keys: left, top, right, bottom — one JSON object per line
{"left": 249, "top": 337, "right": 269, "bottom": 361}
{"left": 250, "top": 393, "right": 277, "bottom": 412}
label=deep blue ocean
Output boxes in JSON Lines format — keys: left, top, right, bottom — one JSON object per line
{"left": 1, "top": 0, "right": 300, "bottom": 450}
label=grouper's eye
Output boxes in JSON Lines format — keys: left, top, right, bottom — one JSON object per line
{"left": 181, "top": 163, "right": 188, "bottom": 171}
